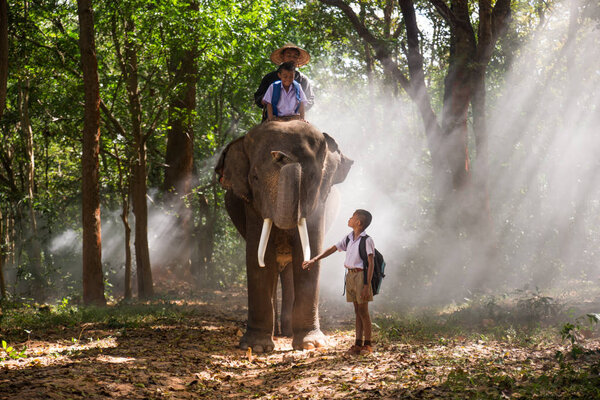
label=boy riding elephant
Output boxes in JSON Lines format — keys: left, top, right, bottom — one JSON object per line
{"left": 254, "top": 43, "right": 314, "bottom": 122}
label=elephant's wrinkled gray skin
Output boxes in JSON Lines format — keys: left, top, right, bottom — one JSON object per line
{"left": 216, "top": 121, "right": 352, "bottom": 352}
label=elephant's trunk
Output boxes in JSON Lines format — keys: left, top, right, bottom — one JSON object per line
{"left": 274, "top": 162, "right": 301, "bottom": 230}
{"left": 257, "top": 162, "right": 312, "bottom": 266}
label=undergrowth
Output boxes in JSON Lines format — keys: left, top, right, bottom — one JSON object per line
{"left": 375, "top": 289, "right": 600, "bottom": 398}
{"left": 0, "top": 297, "right": 199, "bottom": 340}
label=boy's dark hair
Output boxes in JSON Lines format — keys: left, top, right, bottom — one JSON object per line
{"left": 278, "top": 61, "right": 296, "bottom": 73}
{"left": 354, "top": 209, "right": 372, "bottom": 230}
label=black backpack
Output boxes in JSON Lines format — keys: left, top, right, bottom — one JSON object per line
{"left": 345, "top": 235, "right": 386, "bottom": 295}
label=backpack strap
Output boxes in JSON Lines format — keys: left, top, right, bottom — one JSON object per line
{"left": 271, "top": 81, "right": 301, "bottom": 116}
{"left": 345, "top": 234, "right": 370, "bottom": 285}
{"left": 342, "top": 234, "right": 351, "bottom": 296}
{"left": 293, "top": 81, "right": 301, "bottom": 113}
{"left": 271, "top": 81, "right": 282, "bottom": 117}
{"left": 359, "top": 235, "right": 369, "bottom": 285}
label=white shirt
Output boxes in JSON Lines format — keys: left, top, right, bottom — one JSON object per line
{"left": 262, "top": 82, "right": 307, "bottom": 116}
{"left": 336, "top": 231, "right": 375, "bottom": 270}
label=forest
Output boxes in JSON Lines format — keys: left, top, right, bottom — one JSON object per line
{"left": 1, "top": 0, "right": 600, "bottom": 398}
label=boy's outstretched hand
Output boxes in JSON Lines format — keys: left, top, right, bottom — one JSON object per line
{"left": 302, "top": 246, "right": 336, "bottom": 271}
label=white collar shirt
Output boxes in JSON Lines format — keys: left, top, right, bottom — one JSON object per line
{"left": 262, "top": 82, "right": 308, "bottom": 116}
{"left": 335, "top": 231, "right": 375, "bottom": 270}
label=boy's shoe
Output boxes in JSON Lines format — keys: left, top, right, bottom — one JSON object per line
{"left": 359, "top": 345, "right": 373, "bottom": 355}
{"left": 345, "top": 345, "right": 362, "bottom": 355}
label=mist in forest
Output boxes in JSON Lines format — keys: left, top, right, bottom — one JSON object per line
{"left": 46, "top": 204, "right": 182, "bottom": 298}
{"left": 310, "top": 0, "right": 600, "bottom": 307}
{"left": 33, "top": 1, "right": 599, "bottom": 306}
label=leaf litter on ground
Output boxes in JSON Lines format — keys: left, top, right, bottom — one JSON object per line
{"left": 1, "top": 282, "right": 600, "bottom": 399}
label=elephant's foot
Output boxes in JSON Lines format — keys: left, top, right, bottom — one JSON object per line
{"left": 239, "top": 329, "right": 275, "bottom": 353}
{"left": 292, "top": 329, "right": 326, "bottom": 351}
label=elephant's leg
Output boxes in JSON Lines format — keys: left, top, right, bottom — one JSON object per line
{"left": 240, "top": 209, "right": 277, "bottom": 353}
{"left": 279, "top": 263, "right": 294, "bottom": 337}
{"left": 291, "top": 217, "right": 326, "bottom": 350}
{"left": 241, "top": 256, "right": 277, "bottom": 353}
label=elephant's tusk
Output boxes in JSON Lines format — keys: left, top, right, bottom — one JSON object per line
{"left": 297, "top": 218, "right": 311, "bottom": 262}
{"left": 258, "top": 218, "right": 272, "bottom": 267}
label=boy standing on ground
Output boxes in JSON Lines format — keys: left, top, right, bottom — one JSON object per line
{"left": 262, "top": 62, "right": 308, "bottom": 122}
{"left": 302, "top": 210, "right": 375, "bottom": 355}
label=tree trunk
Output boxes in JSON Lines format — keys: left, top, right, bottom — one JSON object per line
{"left": 7, "top": 212, "right": 14, "bottom": 267}
{"left": 77, "top": 0, "right": 105, "bottom": 306}
{"left": 122, "top": 201, "right": 132, "bottom": 299}
{"left": 0, "top": 0, "right": 7, "bottom": 119}
{"left": 439, "top": 0, "right": 476, "bottom": 198}
{"left": 193, "top": 193, "right": 216, "bottom": 283}
{"left": 122, "top": 16, "right": 153, "bottom": 299}
{"left": 0, "top": 208, "right": 5, "bottom": 299}
{"left": 163, "top": 43, "right": 197, "bottom": 272}
{"left": 19, "top": 79, "right": 44, "bottom": 299}
{"left": 440, "top": 65, "right": 472, "bottom": 193}
{"left": 114, "top": 144, "right": 132, "bottom": 300}
{"left": 132, "top": 162, "right": 153, "bottom": 298}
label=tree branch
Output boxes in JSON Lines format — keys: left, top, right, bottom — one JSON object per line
{"left": 428, "top": 0, "right": 460, "bottom": 29}
{"left": 320, "top": 0, "right": 388, "bottom": 57}
{"left": 491, "top": 0, "right": 512, "bottom": 40}
{"left": 99, "top": 99, "right": 127, "bottom": 137}
{"left": 320, "top": 0, "right": 411, "bottom": 91}
{"left": 110, "top": 12, "right": 127, "bottom": 79}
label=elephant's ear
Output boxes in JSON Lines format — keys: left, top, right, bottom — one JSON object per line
{"left": 333, "top": 153, "right": 353, "bottom": 184}
{"left": 317, "top": 133, "right": 353, "bottom": 203}
{"left": 215, "top": 136, "right": 251, "bottom": 202}
{"left": 323, "top": 132, "right": 353, "bottom": 185}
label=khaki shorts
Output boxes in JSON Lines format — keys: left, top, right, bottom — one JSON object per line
{"left": 345, "top": 269, "right": 373, "bottom": 304}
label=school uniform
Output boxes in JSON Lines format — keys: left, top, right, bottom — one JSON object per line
{"left": 262, "top": 81, "right": 308, "bottom": 117}
{"left": 336, "top": 231, "right": 375, "bottom": 303}
{"left": 254, "top": 70, "right": 314, "bottom": 111}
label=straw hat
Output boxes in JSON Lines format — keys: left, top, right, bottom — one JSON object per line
{"left": 270, "top": 43, "right": 311, "bottom": 67}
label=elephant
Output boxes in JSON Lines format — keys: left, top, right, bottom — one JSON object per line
{"left": 215, "top": 120, "right": 353, "bottom": 352}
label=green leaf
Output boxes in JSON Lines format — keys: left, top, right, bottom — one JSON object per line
{"left": 586, "top": 313, "right": 600, "bottom": 324}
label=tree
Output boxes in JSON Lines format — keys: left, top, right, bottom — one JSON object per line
{"left": 162, "top": 2, "right": 198, "bottom": 273}
{"left": 0, "top": 0, "right": 8, "bottom": 299}
{"left": 19, "top": 77, "right": 44, "bottom": 299}
{"left": 319, "top": 0, "right": 511, "bottom": 227}
{"left": 120, "top": 12, "right": 153, "bottom": 299}
{"left": 0, "top": 0, "right": 7, "bottom": 119}
{"left": 77, "top": 0, "right": 105, "bottom": 306}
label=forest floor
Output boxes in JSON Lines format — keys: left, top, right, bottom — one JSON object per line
{"left": 1, "top": 278, "right": 600, "bottom": 399}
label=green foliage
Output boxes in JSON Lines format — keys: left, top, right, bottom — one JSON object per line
{"left": 556, "top": 312, "right": 600, "bottom": 362}
{"left": 1, "top": 0, "right": 587, "bottom": 303}
{"left": 515, "top": 287, "right": 562, "bottom": 322}
{"left": 0, "top": 340, "right": 27, "bottom": 361}
{"left": 376, "top": 301, "right": 600, "bottom": 399}
{"left": 0, "top": 298, "right": 203, "bottom": 337}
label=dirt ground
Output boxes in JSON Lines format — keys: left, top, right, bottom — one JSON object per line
{"left": 1, "top": 284, "right": 599, "bottom": 399}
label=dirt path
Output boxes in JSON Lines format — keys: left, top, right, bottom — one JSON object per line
{"left": 1, "top": 288, "right": 599, "bottom": 399}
